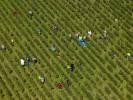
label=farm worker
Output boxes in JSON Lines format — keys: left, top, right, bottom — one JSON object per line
{"left": 50, "top": 45, "right": 56, "bottom": 52}
{"left": 27, "top": 57, "right": 30, "bottom": 65}
{"left": 32, "top": 57, "right": 37, "bottom": 64}
{"left": 100, "top": 30, "right": 107, "bottom": 39}
{"left": 36, "top": 29, "right": 41, "bottom": 34}
{"left": 127, "top": 53, "right": 131, "bottom": 57}
{"left": 75, "top": 32, "right": 80, "bottom": 38}
{"left": 67, "top": 64, "right": 70, "bottom": 69}
{"left": 79, "top": 35, "right": 83, "bottom": 41}
{"left": 83, "top": 31, "right": 92, "bottom": 41}
{"left": 28, "top": 10, "right": 33, "bottom": 19}
{"left": 78, "top": 36, "right": 86, "bottom": 47}
{"left": 70, "top": 64, "right": 75, "bottom": 72}
{"left": 56, "top": 51, "right": 61, "bottom": 59}
{"left": 11, "top": 39, "right": 14, "bottom": 46}
{"left": 53, "top": 25, "right": 59, "bottom": 33}
{"left": 83, "top": 34, "right": 91, "bottom": 41}
{"left": 11, "top": 39, "right": 14, "bottom": 43}
{"left": 38, "top": 75, "right": 45, "bottom": 83}
{"left": 79, "top": 41, "right": 86, "bottom": 47}
{"left": 1, "top": 44, "right": 5, "bottom": 50}
{"left": 115, "top": 18, "right": 118, "bottom": 22}
{"left": 103, "top": 30, "right": 107, "bottom": 37}
{"left": 21, "top": 58, "right": 25, "bottom": 66}
{"left": 29, "top": 11, "right": 33, "bottom": 15}
{"left": 112, "top": 52, "right": 117, "bottom": 58}
{"left": 104, "top": 30, "right": 107, "bottom": 33}
{"left": 69, "top": 32, "right": 80, "bottom": 40}
{"left": 87, "top": 31, "right": 92, "bottom": 35}
{"left": 126, "top": 53, "right": 131, "bottom": 60}
{"left": 56, "top": 83, "right": 64, "bottom": 89}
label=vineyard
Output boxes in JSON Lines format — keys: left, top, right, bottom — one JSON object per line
{"left": 0, "top": 0, "right": 133, "bottom": 100}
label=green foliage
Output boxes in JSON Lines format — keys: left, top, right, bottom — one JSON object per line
{"left": 0, "top": 0, "right": 132, "bottom": 99}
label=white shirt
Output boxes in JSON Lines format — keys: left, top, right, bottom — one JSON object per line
{"left": 79, "top": 36, "right": 83, "bottom": 41}
{"left": 29, "top": 11, "right": 33, "bottom": 14}
{"left": 21, "top": 59, "right": 25, "bottom": 66}
{"left": 87, "top": 31, "right": 92, "bottom": 35}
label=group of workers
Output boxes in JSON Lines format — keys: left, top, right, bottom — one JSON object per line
{"left": 20, "top": 57, "right": 37, "bottom": 66}
{"left": 0, "top": 10, "right": 131, "bottom": 88}
{"left": 70, "top": 31, "right": 92, "bottom": 47}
